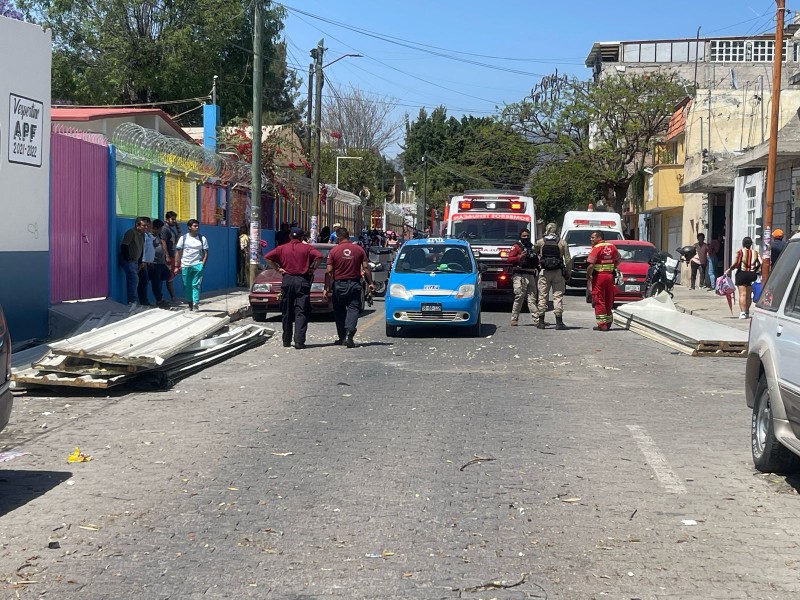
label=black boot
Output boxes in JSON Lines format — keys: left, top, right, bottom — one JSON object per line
{"left": 555, "top": 315, "right": 567, "bottom": 330}
{"left": 345, "top": 329, "right": 356, "bottom": 348}
{"left": 536, "top": 315, "right": 546, "bottom": 329}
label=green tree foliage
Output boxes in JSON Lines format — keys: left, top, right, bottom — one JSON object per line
{"left": 19, "top": 0, "right": 300, "bottom": 125}
{"left": 401, "top": 107, "right": 537, "bottom": 211}
{"left": 528, "top": 158, "right": 600, "bottom": 225}
{"left": 503, "top": 71, "right": 686, "bottom": 215}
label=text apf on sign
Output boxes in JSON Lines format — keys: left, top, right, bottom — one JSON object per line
{"left": 8, "top": 93, "right": 44, "bottom": 167}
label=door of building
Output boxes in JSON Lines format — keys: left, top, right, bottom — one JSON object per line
{"left": 50, "top": 130, "right": 109, "bottom": 303}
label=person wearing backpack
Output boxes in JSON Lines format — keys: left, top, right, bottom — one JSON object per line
{"left": 174, "top": 219, "right": 209, "bottom": 311}
{"left": 535, "top": 222, "right": 571, "bottom": 330}
{"left": 508, "top": 229, "right": 540, "bottom": 326}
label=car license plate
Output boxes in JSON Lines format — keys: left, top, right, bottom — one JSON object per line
{"left": 624, "top": 284, "right": 640, "bottom": 292}
{"left": 421, "top": 303, "right": 442, "bottom": 314}
{"left": 480, "top": 281, "right": 497, "bottom": 289}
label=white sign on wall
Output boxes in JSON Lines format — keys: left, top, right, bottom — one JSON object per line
{"left": 8, "top": 93, "right": 43, "bottom": 167}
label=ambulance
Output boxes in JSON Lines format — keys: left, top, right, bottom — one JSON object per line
{"left": 443, "top": 190, "right": 536, "bottom": 301}
{"left": 561, "top": 209, "right": 624, "bottom": 288}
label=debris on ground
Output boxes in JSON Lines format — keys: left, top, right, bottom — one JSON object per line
{"left": 459, "top": 455, "right": 497, "bottom": 471}
{"left": 66, "top": 447, "right": 92, "bottom": 463}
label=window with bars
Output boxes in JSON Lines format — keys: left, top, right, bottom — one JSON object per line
{"left": 164, "top": 174, "right": 197, "bottom": 222}
{"left": 710, "top": 40, "right": 746, "bottom": 62}
{"left": 116, "top": 164, "right": 159, "bottom": 217}
{"left": 746, "top": 186, "right": 758, "bottom": 240}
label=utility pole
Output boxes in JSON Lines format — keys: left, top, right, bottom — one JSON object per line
{"left": 248, "top": 0, "right": 264, "bottom": 288}
{"left": 305, "top": 63, "right": 313, "bottom": 158}
{"left": 422, "top": 155, "right": 428, "bottom": 233}
{"left": 763, "top": 0, "right": 785, "bottom": 281}
{"left": 310, "top": 40, "right": 325, "bottom": 225}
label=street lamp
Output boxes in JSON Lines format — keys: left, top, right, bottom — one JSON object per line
{"left": 336, "top": 155, "right": 363, "bottom": 189}
{"left": 324, "top": 53, "right": 363, "bottom": 69}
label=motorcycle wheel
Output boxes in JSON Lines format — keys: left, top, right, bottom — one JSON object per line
{"left": 647, "top": 282, "right": 666, "bottom": 297}
{"left": 373, "top": 281, "right": 386, "bottom": 296}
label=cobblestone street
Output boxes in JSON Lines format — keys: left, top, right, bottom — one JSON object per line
{"left": 1, "top": 296, "right": 796, "bottom": 599}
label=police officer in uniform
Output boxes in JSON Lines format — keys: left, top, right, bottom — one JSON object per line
{"left": 264, "top": 227, "right": 323, "bottom": 349}
{"left": 325, "top": 227, "right": 374, "bottom": 348}
{"left": 535, "top": 222, "right": 570, "bottom": 330}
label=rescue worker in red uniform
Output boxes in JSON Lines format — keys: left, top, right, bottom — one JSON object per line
{"left": 585, "top": 230, "right": 620, "bottom": 331}
{"left": 325, "top": 227, "right": 374, "bottom": 348}
{"left": 264, "top": 227, "right": 323, "bottom": 349}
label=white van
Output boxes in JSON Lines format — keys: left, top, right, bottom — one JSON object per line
{"left": 560, "top": 210, "right": 624, "bottom": 288}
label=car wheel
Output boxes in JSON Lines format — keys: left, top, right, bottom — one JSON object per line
{"left": 373, "top": 281, "right": 386, "bottom": 296}
{"left": 468, "top": 314, "right": 482, "bottom": 337}
{"left": 385, "top": 323, "right": 398, "bottom": 337}
{"left": 752, "top": 374, "right": 800, "bottom": 473}
{"left": 252, "top": 311, "right": 267, "bottom": 322}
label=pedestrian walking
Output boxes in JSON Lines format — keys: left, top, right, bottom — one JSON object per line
{"left": 161, "top": 211, "right": 179, "bottom": 302}
{"left": 237, "top": 224, "right": 250, "bottom": 287}
{"left": 707, "top": 234, "right": 721, "bottom": 288}
{"left": 150, "top": 219, "right": 171, "bottom": 307}
{"left": 690, "top": 233, "right": 709, "bottom": 289}
{"left": 174, "top": 219, "right": 209, "bottom": 311}
{"left": 725, "top": 236, "right": 761, "bottom": 319}
{"left": 534, "top": 222, "right": 570, "bottom": 330}
{"left": 771, "top": 229, "right": 786, "bottom": 268}
{"left": 324, "top": 227, "right": 373, "bottom": 348}
{"left": 586, "top": 230, "right": 621, "bottom": 331}
{"left": 120, "top": 217, "right": 147, "bottom": 305}
{"left": 508, "top": 229, "right": 539, "bottom": 326}
{"left": 264, "top": 227, "right": 322, "bottom": 349}
{"left": 138, "top": 217, "right": 155, "bottom": 305}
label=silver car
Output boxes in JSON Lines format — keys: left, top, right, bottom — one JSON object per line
{"left": 746, "top": 235, "right": 800, "bottom": 472}
{"left": 0, "top": 305, "right": 12, "bottom": 433}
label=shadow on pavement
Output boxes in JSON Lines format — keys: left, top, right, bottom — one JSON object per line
{"left": 393, "top": 323, "right": 498, "bottom": 339}
{"left": 0, "top": 470, "right": 73, "bottom": 517}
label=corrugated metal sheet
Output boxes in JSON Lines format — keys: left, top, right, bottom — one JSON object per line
{"left": 49, "top": 309, "right": 230, "bottom": 367}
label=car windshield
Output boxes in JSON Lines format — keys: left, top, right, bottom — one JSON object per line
{"left": 616, "top": 244, "right": 657, "bottom": 263}
{"left": 313, "top": 247, "right": 331, "bottom": 265}
{"left": 394, "top": 244, "right": 475, "bottom": 274}
{"left": 564, "top": 230, "right": 624, "bottom": 246}
{"left": 452, "top": 219, "right": 530, "bottom": 244}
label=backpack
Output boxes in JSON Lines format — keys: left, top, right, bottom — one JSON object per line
{"left": 540, "top": 236, "right": 563, "bottom": 270}
{"left": 515, "top": 242, "right": 539, "bottom": 270}
{"left": 179, "top": 233, "right": 206, "bottom": 249}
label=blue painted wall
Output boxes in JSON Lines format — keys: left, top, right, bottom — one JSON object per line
{"left": 0, "top": 251, "right": 50, "bottom": 341}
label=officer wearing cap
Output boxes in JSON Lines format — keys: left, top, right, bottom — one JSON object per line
{"left": 324, "top": 227, "right": 373, "bottom": 348}
{"left": 264, "top": 227, "right": 323, "bottom": 349}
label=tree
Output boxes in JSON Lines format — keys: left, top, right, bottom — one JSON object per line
{"left": 400, "top": 107, "right": 537, "bottom": 211}
{"left": 18, "top": 0, "right": 300, "bottom": 126}
{"left": 503, "top": 71, "right": 686, "bottom": 214}
{"left": 1, "top": 0, "right": 23, "bottom": 19}
{"left": 322, "top": 85, "right": 401, "bottom": 154}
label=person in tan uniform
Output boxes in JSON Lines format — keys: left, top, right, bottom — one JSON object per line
{"left": 535, "top": 222, "right": 571, "bottom": 330}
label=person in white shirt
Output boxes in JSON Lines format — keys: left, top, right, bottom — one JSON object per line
{"left": 138, "top": 217, "right": 155, "bottom": 305}
{"left": 174, "top": 219, "right": 209, "bottom": 311}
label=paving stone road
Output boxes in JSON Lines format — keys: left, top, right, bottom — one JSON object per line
{"left": 1, "top": 294, "right": 798, "bottom": 599}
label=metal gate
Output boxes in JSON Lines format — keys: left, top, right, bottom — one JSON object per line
{"left": 50, "top": 127, "right": 109, "bottom": 303}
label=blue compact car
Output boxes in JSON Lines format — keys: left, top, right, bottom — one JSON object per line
{"left": 385, "top": 238, "right": 482, "bottom": 337}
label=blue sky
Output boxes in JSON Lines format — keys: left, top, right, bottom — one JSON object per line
{"left": 279, "top": 1, "right": 784, "bottom": 157}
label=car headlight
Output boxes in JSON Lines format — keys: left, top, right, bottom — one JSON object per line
{"left": 252, "top": 283, "right": 272, "bottom": 293}
{"left": 389, "top": 283, "right": 411, "bottom": 300}
{"left": 311, "top": 282, "right": 325, "bottom": 292}
{"left": 455, "top": 284, "right": 475, "bottom": 299}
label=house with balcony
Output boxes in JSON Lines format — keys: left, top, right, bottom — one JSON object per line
{"left": 643, "top": 99, "right": 689, "bottom": 254}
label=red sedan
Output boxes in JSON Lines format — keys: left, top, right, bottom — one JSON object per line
{"left": 613, "top": 240, "right": 658, "bottom": 304}
{"left": 248, "top": 243, "right": 364, "bottom": 322}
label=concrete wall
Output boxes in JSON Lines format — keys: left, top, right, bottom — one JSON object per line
{"left": 597, "top": 62, "right": 795, "bottom": 91}
{"left": 732, "top": 172, "right": 764, "bottom": 253}
{"left": 0, "top": 16, "right": 52, "bottom": 341}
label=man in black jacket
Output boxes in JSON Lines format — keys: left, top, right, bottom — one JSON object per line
{"left": 120, "top": 217, "right": 147, "bottom": 305}
{"left": 508, "top": 230, "right": 539, "bottom": 326}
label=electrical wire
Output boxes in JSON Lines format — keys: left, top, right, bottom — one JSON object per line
{"left": 52, "top": 96, "right": 211, "bottom": 108}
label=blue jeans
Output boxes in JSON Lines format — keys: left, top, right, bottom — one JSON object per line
{"left": 708, "top": 257, "right": 718, "bottom": 288}
{"left": 182, "top": 263, "right": 204, "bottom": 305}
{"left": 122, "top": 261, "right": 139, "bottom": 304}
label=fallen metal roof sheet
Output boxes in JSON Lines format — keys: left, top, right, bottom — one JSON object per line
{"left": 48, "top": 309, "right": 230, "bottom": 367}
{"left": 614, "top": 294, "right": 747, "bottom": 356}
